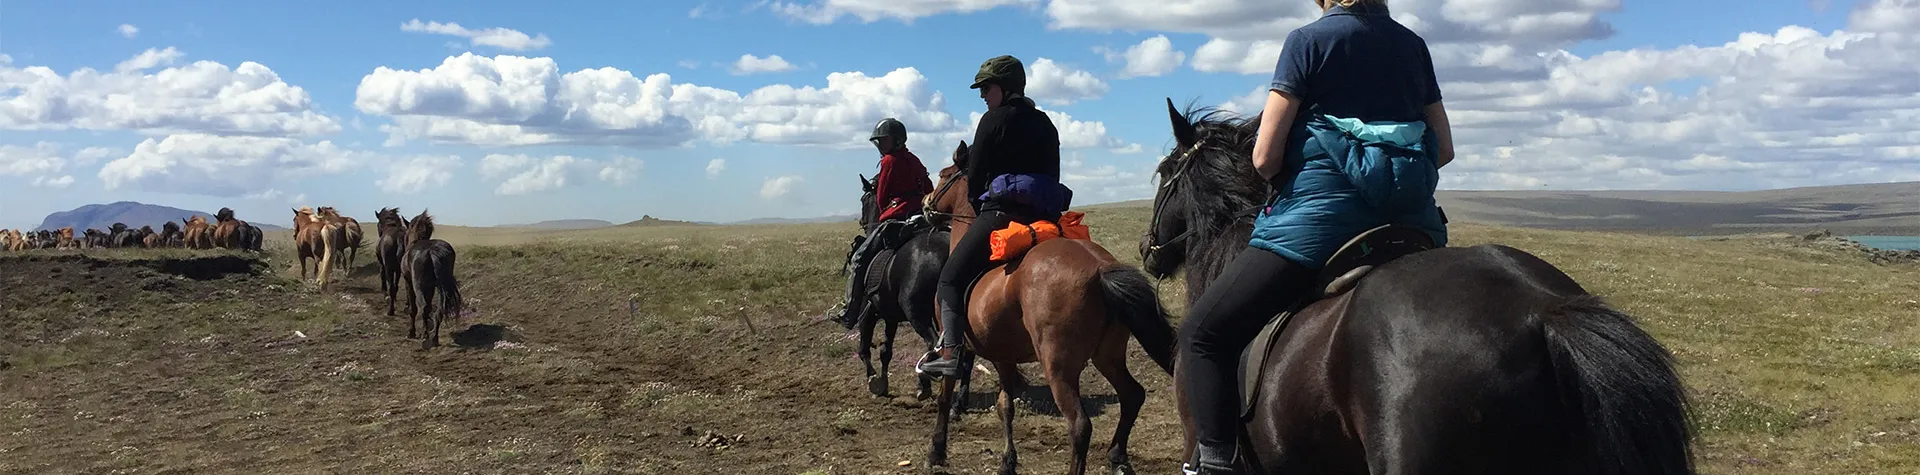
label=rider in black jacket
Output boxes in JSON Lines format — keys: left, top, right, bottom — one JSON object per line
{"left": 917, "top": 55, "right": 1063, "bottom": 378}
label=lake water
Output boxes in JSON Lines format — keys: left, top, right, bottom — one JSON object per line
{"left": 1847, "top": 236, "right": 1920, "bottom": 251}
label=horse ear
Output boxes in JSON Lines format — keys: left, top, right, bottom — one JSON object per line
{"left": 859, "top": 174, "right": 871, "bottom": 189}
{"left": 1167, "top": 97, "right": 1196, "bottom": 146}
{"left": 953, "top": 141, "right": 970, "bottom": 168}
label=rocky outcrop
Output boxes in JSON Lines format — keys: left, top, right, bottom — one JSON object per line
{"left": 1801, "top": 229, "right": 1920, "bottom": 265}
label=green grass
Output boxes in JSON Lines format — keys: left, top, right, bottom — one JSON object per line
{"left": 8, "top": 206, "right": 1920, "bottom": 474}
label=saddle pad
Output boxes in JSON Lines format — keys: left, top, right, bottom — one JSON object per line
{"left": 863, "top": 249, "right": 897, "bottom": 298}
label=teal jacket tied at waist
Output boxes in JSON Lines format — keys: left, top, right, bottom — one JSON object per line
{"left": 1249, "top": 112, "right": 1448, "bottom": 269}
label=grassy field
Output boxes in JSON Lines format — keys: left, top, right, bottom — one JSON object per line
{"left": 4, "top": 204, "right": 1920, "bottom": 474}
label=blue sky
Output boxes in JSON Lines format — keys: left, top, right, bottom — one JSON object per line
{"left": 3, "top": 0, "right": 1918, "bottom": 229}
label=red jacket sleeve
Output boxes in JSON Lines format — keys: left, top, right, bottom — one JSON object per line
{"left": 875, "top": 150, "right": 930, "bottom": 221}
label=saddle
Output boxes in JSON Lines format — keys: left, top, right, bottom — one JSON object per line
{"left": 1237, "top": 223, "right": 1437, "bottom": 417}
{"left": 860, "top": 215, "right": 941, "bottom": 297}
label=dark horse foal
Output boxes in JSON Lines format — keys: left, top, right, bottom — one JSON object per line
{"left": 375, "top": 207, "right": 410, "bottom": 317}
{"left": 844, "top": 175, "right": 971, "bottom": 415}
{"left": 404, "top": 210, "right": 463, "bottom": 349}
{"left": 1142, "top": 102, "right": 1694, "bottom": 474}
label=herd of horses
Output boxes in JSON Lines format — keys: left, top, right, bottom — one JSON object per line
{"left": 0, "top": 208, "right": 264, "bottom": 252}
{"left": 289, "top": 206, "right": 465, "bottom": 350}
{"left": 840, "top": 101, "right": 1695, "bottom": 475}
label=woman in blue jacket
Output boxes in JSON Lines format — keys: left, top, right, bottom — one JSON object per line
{"left": 1179, "top": 1, "right": 1456, "bottom": 473}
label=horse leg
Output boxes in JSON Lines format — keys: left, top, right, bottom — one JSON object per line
{"left": 1093, "top": 345, "right": 1147, "bottom": 475}
{"left": 993, "top": 361, "right": 1030, "bottom": 475}
{"left": 928, "top": 374, "right": 958, "bottom": 469}
{"left": 857, "top": 307, "right": 882, "bottom": 397}
{"left": 877, "top": 315, "right": 900, "bottom": 397}
{"left": 1044, "top": 357, "right": 1094, "bottom": 475}
{"left": 954, "top": 348, "right": 976, "bottom": 421}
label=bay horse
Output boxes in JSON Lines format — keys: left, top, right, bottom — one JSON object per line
{"left": 56, "top": 227, "right": 76, "bottom": 249}
{"left": 212, "top": 207, "right": 249, "bottom": 249}
{"left": 843, "top": 174, "right": 965, "bottom": 407}
{"left": 139, "top": 226, "right": 158, "bottom": 248}
{"left": 403, "top": 209, "right": 463, "bottom": 349}
{"left": 921, "top": 141, "right": 1177, "bottom": 475}
{"left": 1142, "top": 102, "right": 1694, "bottom": 474}
{"left": 375, "top": 207, "right": 411, "bottom": 317}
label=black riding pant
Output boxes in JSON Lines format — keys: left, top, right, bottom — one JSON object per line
{"left": 935, "top": 209, "right": 1012, "bottom": 348}
{"left": 1180, "top": 246, "right": 1317, "bottom": 450}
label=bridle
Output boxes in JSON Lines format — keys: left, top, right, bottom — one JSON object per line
{"left": 1143, "top": 141, "right": 1203, "bottom": 262}
{"left": 921, "top": 170, "right": 974, "bottom": 225}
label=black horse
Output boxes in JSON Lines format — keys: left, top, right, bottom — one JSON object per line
{"left": 1141, "top": 101, "right": 1695, "bottom": 474}
{"left": 845, "top": 175, "right": 975, "bottom": 412}
{"left": 404, "top": 209, "right": 463, "bottom": 350}
{"left": 375, "top": 207, "right": 411, "bottom": 317}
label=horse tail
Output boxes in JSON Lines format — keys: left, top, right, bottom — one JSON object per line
{"left": 435, "top": 243, "right": 463, "bottom": 321}
{"left": 1097, "top": 265, "right": 1176, "bottom": 375}
{"left": 318, "top": 225, "right": 336, "bottom": 288}
{"left": 1541, "top": 295, "right": 1695, "bottom": 475}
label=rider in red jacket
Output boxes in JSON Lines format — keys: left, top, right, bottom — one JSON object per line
{"left": 828, "top": 118, "right": 933, "bottom": 328}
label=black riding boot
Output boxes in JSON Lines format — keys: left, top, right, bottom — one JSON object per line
{"left": 829, "top": 225, "right": 887, "bottom": 328}
{"left": 918, "top": 210, "right": 1009, "bottom": 378}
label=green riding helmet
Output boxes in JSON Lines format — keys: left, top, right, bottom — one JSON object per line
{"left": 969, "top": 55, "right": 1026, "bottom": 94}
{"left": 870, "top": 118, "right": 907, "bottom": 144}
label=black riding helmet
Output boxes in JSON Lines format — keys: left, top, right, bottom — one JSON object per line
{"left": 870, "top": 117, "right": 907, "bottom": 144}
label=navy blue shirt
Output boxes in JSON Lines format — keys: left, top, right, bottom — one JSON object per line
{"left": 1269, "top": 3, "right": 1442, "bottom": 123}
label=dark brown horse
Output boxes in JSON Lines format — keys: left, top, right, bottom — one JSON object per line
{"left": 375, "top": 207, "right": 411, "bottom": 317}
{"left": 1142, "top": 103, "right": 1694, "bottom": 474}
{"left": 403, "top": 209, "right": 463, "bottom": 349}
{"left": 922, "top": 142, "right": 1177, "bottom": 475}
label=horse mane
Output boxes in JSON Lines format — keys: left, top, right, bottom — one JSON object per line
{"left": 408, "top": 210, "right": 436, "bottom": 242}
{"left": 163, "top": 221, "right": 179, "bottom": 233}
{"left": 1156, "top": 105, "right": 1272, "bottom": 290}
{"left": 216, "top": 207, "right": 235, "bottom": 222}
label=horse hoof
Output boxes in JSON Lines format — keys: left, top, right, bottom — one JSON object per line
{"left": 1110, "top": 462, "right": 1135, "bottom": 475}
{"left": 867, "top": 375, "right": 890, "bottom": 397}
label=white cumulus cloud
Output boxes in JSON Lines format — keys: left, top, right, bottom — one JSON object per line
{"left": 117, "top": 24, "right": 139, "bottom": 39}
{"left": 731, "top": 54, "right": 797, "bottom": 75}
{"left": 97, "top": 134, "right": 366, "bottom": 197}
{"left": 356, "top": 54, "right": 1128, "bottom": 151}
{"left": 401, "top": 19, "right": 552, "bottom": 51}
{"left": 706, "top": 158, "right": 727, "bottom": 179}
{"left": 768, "top": 0, "right": 1036, "bottom": 24}
{"left": 761, "top": 175, "right": 803, "bottom": 200}
{"left": 1025, "top": 57, "right": 1108, "bottom": 106}
{"left": 0, "top": 49, "right": 340, "bottom": 137}
{"left": 477, "top": 153, "right": 641, "bottom": 195}
{"left": 32, "top": 175, "right": 74, "bottom": 188}
{"left": 377, "top": 155, "right": 463, "bottom": 194}
{"left": 1102, "top": 35, "right": 1186, "bottom": 78}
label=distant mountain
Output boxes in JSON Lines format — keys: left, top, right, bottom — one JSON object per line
{"left": 495, "top": 219, "right": 614, "bottom": 230}
{"left": 727, "top": 214, "right": 859, "bottom": 225}
{"left": 616, "top": 215, "right": 714, "bottom": 227}
{"left": 35, "top": 201, "right": 287, "bottom": 232}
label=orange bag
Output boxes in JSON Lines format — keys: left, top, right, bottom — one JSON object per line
{"left": 988, "top": 212, "right": 1092, "bottom": 261}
